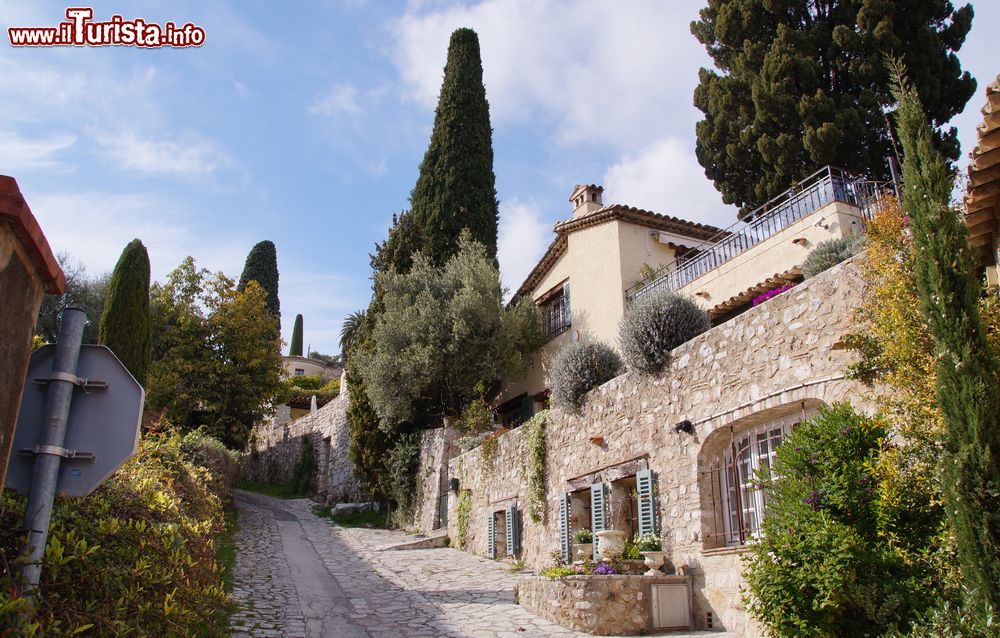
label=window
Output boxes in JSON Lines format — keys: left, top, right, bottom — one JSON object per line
{"left": 294, "top": 368, "right": 305, "bottom": 376}
{"left": 704, "top": 408, "right": 816, "bottom": 547}
{"left": 540, "top": 281, "right": 571, "bottom": 338}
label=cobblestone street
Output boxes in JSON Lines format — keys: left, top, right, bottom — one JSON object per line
{"left": 230, "top": 491, "right": 729, "bottom": 638}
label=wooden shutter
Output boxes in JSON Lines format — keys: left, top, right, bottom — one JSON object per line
{"left": 506, "top": 505, "right": 520, "bottom": 556}
{"left": 637, "top": 468, "right": 656, "bottom": 537}
{"left": 559, "top": 493, "right": 571, "bottom": 564}
{"left": 563, "top": 281, "right": 572, "bottom": 325}
{"left": 520, "top": 394, "right": 533, "bottom": 425}
{"left": 590, "top": 482, "right": 605, "bottom": 560}
{"left": 487, "top": 512, "right": 496, "bottom": 559}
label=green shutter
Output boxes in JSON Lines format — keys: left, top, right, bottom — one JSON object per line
{"left": 506, "top": 505, "right": 520, "bottom": 556}
{"left": 637, "top": 469, "right": 656, "bottom": 537}
{"left": 520, "top": 394, "right": 533, "bottom": 425}
{"left": 559, "top": 493, "right": 571, "bottom": 564}
{"left": 590, "top": 483, "right": 605, "bottom": 560}
{"left": 563, "top": 281, "right": 571, "bottom": 325}
{"left": 487, "top": 512, "right": 496, "bottom": 559}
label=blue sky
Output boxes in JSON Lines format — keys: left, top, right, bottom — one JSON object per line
{"left": 2, "top": 1, "right": 997, "bottom": 355}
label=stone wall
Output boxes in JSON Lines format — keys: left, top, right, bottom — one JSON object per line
{"left": 444, "top": 258, "right": 870, "bottom": 637}
{"left": 404, "top": 425, "right": 460, "bottom": 532}
{"left": 516, "top": 575, "right": 693, "bottom": 635}
{"left": 243, "top": 384, "right": 361, "bottom": 504}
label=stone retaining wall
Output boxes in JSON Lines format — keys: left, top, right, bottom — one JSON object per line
{"left": 445, "top": 258, "right": 871, "bottom": 637}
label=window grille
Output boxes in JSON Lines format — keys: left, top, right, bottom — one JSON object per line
{"left": 540, "top": 282, "right": 571, "bottom": 338}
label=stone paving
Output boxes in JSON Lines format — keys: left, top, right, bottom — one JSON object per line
{"left": 230, "top": 491, "right": 731, "bottom": 638}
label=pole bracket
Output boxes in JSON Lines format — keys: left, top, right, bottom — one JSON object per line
{"left": 32, "top": 372, "right": 109, "bottom": 392}
{"left": 17, "top": 445, "right": 96, "bottom": 461}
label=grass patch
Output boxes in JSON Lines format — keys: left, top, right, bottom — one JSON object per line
{"left": 238, "top": 479, "right": 307, "bottom": 499}
{"left": 314, "top": 505, "right": 388, "bottom": 528}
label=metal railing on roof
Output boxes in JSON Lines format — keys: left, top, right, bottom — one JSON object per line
{"left": 625, "top": 166, "right": 893, "bottom": 303}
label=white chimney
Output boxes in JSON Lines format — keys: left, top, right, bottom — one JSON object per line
{"left": 569, "top": 184, "right": 604, "bottom": 219}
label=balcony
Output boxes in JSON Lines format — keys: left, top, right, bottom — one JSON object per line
{"left": 625, "top": 167, "right": 893, "bottom": 304}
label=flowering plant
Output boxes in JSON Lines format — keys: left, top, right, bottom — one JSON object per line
{"left": 752, "top": 282, "right": 796, "bottom": 307}
{"left": 592, "top": 561, "right": 617, "bottom": 575}
{"left": 634, "top": 532, "right": 662, "bottom": 552}
{"left": 572, "top": 528, "right": 593, "bottom": 544}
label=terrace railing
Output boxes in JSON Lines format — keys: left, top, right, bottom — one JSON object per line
{"left": 625, "top": 166, "right": 893, "bottom": 303}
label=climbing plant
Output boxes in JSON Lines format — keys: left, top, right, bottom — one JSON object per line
{"left": 456, "top": 489, "right": 471, "bottom": 551}
{"left": 524, "top": 411, "right": 549, "bottom": 523}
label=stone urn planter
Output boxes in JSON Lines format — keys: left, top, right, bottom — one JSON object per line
{"left": 640, "top": 550, "right": 665, "bottom": 576}
{"left": 596, "top": 530, "right": 626, "bottom": 558}
{"left": 573, "top": 543, "right": 593, "bottom": 561}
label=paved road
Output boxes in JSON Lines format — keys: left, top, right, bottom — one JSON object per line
{"left": 230, "top": 491, "right": 729, "bottom": 638}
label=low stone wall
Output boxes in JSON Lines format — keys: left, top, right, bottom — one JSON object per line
{"left": 404, "top": 425, "right": 460, "bottom": 532}
{"left": 445, "top": 258, "right": 870, "bottom": 637}
{"left": 516, "top": 575, "right": 692, "bottom": 635}
{"left": 243, "top": 386, "right": 361, "bottom": 504}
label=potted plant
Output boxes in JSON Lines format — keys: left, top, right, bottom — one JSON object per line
{"left": 596, "top": 490, "right": 627, "bottom": 559}
{"left": 635, "top": 532, "right": 664, "bottom": 576}
{"left": 572, "top": 528, "right": 593, "bottom": 560}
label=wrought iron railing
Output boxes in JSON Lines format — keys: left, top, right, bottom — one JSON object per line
{"left": 625, "top": 167, "right": 894, "bottom": 303}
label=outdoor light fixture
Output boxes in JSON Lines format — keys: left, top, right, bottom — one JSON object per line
{"left": 812, "top": 216, "right": 829, "bottom": 230}
{"left": 449, "top": 478, "right": 460, "bottom": 492}
{"left": 695, "top": 290, "right": 710, "bottom": 299}
{"left": 673, "top": 419, "right": 694, "bottom": 434}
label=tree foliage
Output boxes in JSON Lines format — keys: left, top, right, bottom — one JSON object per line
{"left": 98, "top": 239, "right": 152, "bottom": 384}
{"left": 237, "top": 240, "right": 280, "bottom": 326}
{"left": 359, "top": 237, "right": 543, "bottom": 429}
{"left": 691, "top": 0, "right": 976, "bottom": 218}
{"left": 35, "top": 251, "right": 109, "bottom": 344}
{"left": 410, "top": 28, "right": 499, "bottom": 264}
{"left": 148, "top": 257, "right": 283, "bottom": 450}
{"left": 289, "top": 313, "right": 304, "bottom": 356}
{"left": 893, "top": 71, "right": 1000, "bottom": 617}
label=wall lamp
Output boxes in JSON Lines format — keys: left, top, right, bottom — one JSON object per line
{"left": 449, "top": 478, "right": 460, "bottom": 492}
{"left": 812, "top": 216, "right": 829, "bottom": 230}
{"left": 673, "top": 419, "right": 694, "bottom": 435}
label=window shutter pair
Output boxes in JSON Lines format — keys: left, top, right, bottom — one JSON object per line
{"left": 487, "top": 506, "right": 521, "bottom": 559}
{"left": 590, "top": 483, "right": 606, "bottom": 560}
{"left": 559, "top": 493, "right": 571, "bottom": 564}
{"left": 636, "top": 468, "right": 656, "bottom": 537}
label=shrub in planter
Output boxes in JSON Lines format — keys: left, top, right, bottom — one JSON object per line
{"left": 618, "top": 291, "right": 710, "bottom": 374}
{"left": 572, "top": 528, "right": 593, "bottom": 544}
{"left": 550, "top": 340, "right": 623, "bottom": 411}
{"left": 801, "top": 235, "right": 866, "bottom": 279}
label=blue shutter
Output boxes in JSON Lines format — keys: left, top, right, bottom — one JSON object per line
{"left": 506, "top": 505, "right": 520, "bottom": 556}
{"left": 637, "top": 469, "right": 656, "bottom": 537}
{"left": 590, "top": 483, "right": 605, "bottom": 560}
{"left": 559, "top": 493, "right": 571, "bottom": 564}
{"left": 487, "top": 512, "right": 496, "bottom": 559}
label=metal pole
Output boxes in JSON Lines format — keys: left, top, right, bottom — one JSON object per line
{"left": 19, "top": 307, "right": 86, "bottom": 594}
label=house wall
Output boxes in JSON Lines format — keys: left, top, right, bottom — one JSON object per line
{"left": 444, "top": 257, "right": 869, "bottom": 637}
{"left": 282, "top": 355, "right": 334, "bottom": 381}
{"left": 677, "top": 201, "right": 863, "bottom": 306}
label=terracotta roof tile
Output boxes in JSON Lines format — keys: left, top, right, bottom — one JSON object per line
{"left": 0, "top": 175, "right": 64, "bottom": 294}
{"left": 965, "top": 75, "right": 1000, "bottom": 266}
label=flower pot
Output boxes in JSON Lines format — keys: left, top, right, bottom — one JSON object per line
{"left": 595, "top": 530, "right": 626, "bottom": 558}
{"left": 573, "top": 543, "right": 593, "bottom": 561}
{"left": 640, "top": 550, "right": 665, "bottom": 576}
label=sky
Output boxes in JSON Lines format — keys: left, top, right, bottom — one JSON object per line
{"left": 2, "top": 0, "right": 997, "bottom": 355}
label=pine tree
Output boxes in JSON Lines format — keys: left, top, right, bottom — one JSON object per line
{"left": 893, "top": 70, "right": 1000, "bottom": 616}
{"left": 98, "top": 239, "right": 151, "bottom": 384}
{"left": 410, "top": 28, "right": 499, "bottom": 264}
{"left": 691, "top": 0, "right": 976, "bottom": 218}
{"left": 237, "top": 240, "right": 280, "bottom": 327}
{"left": 289, "top": 314, "right": 303, "bottom": 356}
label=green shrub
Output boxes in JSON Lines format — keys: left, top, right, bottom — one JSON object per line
{"left": 550, "top": 340, "right": 623, "bottom": 411}
{"left": 621, "top": 541, "right": 641, "bottom": 560}
{"left": 456, "top": 490, "right": 471, "bottom": 550}
{"left": 618, "top": 290, "right": 710, "bottom": 374}
{"left": 743, "top": 404, "right": 940, "bottom": 637}
{"left": 386, "top": 432, "right": 422, "bottom": 523}
{"left": 0, "top": 431, "right": 230, "bottom": 636}
{"left": 524, "top": 411, "right": 548, "bottom": 523}
{"left": 801, "top": 235, "right": 866, "bottom": 279}
{"left": 291, "top": 435, "right": 317, "bottom": 496}
{"left": 180, "top": 429, "right": 241, "bottom": 508}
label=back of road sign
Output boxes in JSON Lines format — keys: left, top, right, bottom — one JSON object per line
{"left": 4, "top": 345, "right": 143, "bottom": 497}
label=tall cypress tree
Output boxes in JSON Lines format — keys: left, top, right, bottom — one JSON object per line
{"left": 98, "top": 239, "right": 152, "bottom": 384}
{"left": 410, "top": 28, "right": 499, "bottom": 264}
{"left": 289, "top": 314, "right": 304, "bottom": 357}
{"left": 691, "top": 0, "right": 976, "bottom": 218}
{"left": 894, "top": 71, "right": 1000, "bottom": 615}
{"left": 238, "top": 240, "right": 280, "bottom": 327}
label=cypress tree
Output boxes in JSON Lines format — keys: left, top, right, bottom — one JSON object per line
{"left": 238, "top": 240, "right": 280, "bottom": 327}
{"left": 893, "top": 70, "right": 1000, "bottom": 615}
{"left": 289, "top": 314, "right": 304, "bottom": 357}
{"left": 691, "top": 0, "right": 976, "bottom": 218}
{"left": 410, "top": 28, "right": 499, "bottom": 264}
{"left": 98, "top": 239, "right": 152, "bottom": 384}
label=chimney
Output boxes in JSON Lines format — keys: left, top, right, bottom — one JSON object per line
{"left": 569, "top": 184, "right": 604, "bottom": 219}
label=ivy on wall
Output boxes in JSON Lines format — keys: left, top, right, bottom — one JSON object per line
{"left": 524, "top": 411, "right": 549, "bottom": 523}
{"left": 456, "top": 489, "right": 471, "bottom": 550}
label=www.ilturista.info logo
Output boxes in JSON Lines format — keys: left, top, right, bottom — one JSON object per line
{"left": 8, "top": 8, "right": 205, "bottom": 48}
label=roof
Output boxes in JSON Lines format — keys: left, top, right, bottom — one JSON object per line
{"left": 514, "top": 203, "right": 725, "bottom": 299}
{"left": 964, "top": 74, "right": 1000, "bottom": 266}
{"left": 707, "top": 268, "right": 801, "bottom": 319}
{"left": 0, "top": 175, "right": 64, "bottom": 294}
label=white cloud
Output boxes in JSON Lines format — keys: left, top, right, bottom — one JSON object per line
{"left": 390, "top": 0, "right": 711, "bottom": 148}
{"left": 309, "top": 83, "right": 363, "bottom": 117}
{"left": 603, "top": 137, "right": 737, "bottom": 229}
{"left": 498, "top": 197, "right": 551, "bottom": 294}
{"left": 0, "top": 131, "right": 76, "bottom": 172}
{"left": 95, "top": 130, "right": 233, "bottom": 180}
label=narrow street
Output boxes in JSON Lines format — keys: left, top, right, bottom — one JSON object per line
{"left": 230, "top": 492, "right": 729, "bottom": 638}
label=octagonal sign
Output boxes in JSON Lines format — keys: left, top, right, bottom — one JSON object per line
{"left": 4, "top": 345, "right": 144, "bottom": 497}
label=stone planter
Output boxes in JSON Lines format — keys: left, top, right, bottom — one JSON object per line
{"left": 640, "top": 550, "right": 664, "bottom": 576}
{"left": 573, "top": 543, "right": 593, "bottom": 561}
{"left": 595, "top": 530, "right": 626, "bottom": 558}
